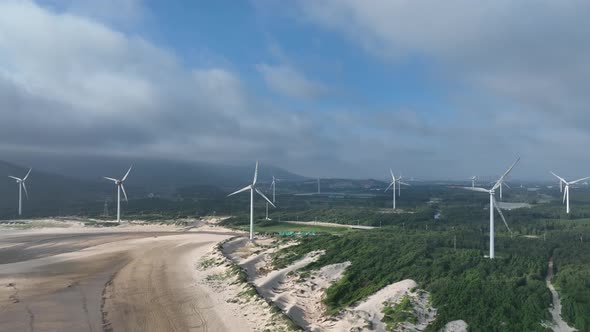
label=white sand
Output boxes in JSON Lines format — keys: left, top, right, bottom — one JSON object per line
{"left": 0, "top": 221, "right": 265, "bottom": 331}
{"left": 442, "top": 320, "right": 468, "bottom": 332}
{"left": 193, "top": 246, "right": 297, "bottom": 331}
{"left": 330, "top": 279, "right": 436, "bottom": 331}
{"left": 223, "top": 238, "right": 441, "bottom": 331}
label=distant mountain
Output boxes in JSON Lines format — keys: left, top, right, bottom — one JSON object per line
{"left": 0, "top": 160, "right": 110, "bottom": 218}
{"left": 0, "top": 155, "right": 306, "bottom": 217}
{"left": 7, "top": 155, "right": 305, "bottom": 190}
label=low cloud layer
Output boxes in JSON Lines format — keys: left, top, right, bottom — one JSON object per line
{"left": 1, "top": 1, "right": 589, "bottom": 180}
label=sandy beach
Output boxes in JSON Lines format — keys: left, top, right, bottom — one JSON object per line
{"left": 0, "top": 220, "right": 257, "bottom": 332}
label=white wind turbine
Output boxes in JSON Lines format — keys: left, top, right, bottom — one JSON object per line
{"left": 265, "top": 176, "right": 278, "bottom": 220}
{"left": 8, "top": 168, "right": 31, "bottom": 216}
{"left": 104, "top": 166, "right": 132, "bottom": 223}
{"left": 384, "top": 169, "right": 398, "bottom": 210}
{"left": 384, "top": 169, "right": 409, "bottom": 209}
{"left": 228, "top": 161, "right": 275, "bottom": 240}
{"left": 463, "top": 157, "right": 520, "bottom": 259}
{"left": 499, "top": 181, "right": 510, "bottom": 200}
{"left": 470, "top": 176, "right": 478, "bottom": 189}
{"left": 397, "top": 172, "right": 410, "bottom": 197}
{"left": 488, "top": 178, "right": 510, "bottom": 200}
{"left": 550, "top": 172, "right": 590, "bottom": 214}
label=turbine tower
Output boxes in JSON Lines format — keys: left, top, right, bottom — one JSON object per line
{"left": 265, "top": 177, "right": 277, "bottom": 221}
{"left": 8, "top": 168, "right": 31, "bottom": 216}
{"left": 104, "top": 166, "right": 132, "bottom": 223}
{"left": 463, "top": 157, "right": 520, "bottom": 259}
{"left": 272, "top": 176, "right": 277, "bottom": 202}
{"left": 228, "top": 161, "right": 275, "bottom": 240}
{"left": 317, "top": 177, "right": 321, "bottom": 194}
{"left": 550, "top": 172, "right": 590, "bottom": 214}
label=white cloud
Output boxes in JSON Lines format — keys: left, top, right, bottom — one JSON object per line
{"left": 0, "top": 1, "right": 337, "bottom": 173}
{"left": 293, "top": 0, "right": 590, "bottom": 177}
{"left": 256, "top": 63, "right": 328, "bottom": 100}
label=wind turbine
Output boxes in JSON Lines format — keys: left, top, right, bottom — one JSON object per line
{"left": 397, "top": 172, "right": 410, "bottom": 197}
{"left": 488, "top": 178, "right": 510, "bottom": 200}
{"left": 104, "top": 166, "right": 132, "bottom": 223}
{"left": 385, "top": 169, "right": 398, "bottom": 210}
{"left": 499, "top": 181, "right": 510, "bottom": 200}
{"left": 228, "top": 161, "right": 275, "bottom": 240}
{"left": 317, "top": 177, "right": 321, "bottom": 194}
{"left": 550, "top": 172, "right": 590, "bottom": 214}
{"left": 8, "top": 168, "right": 31, "bottom": 216}
{"left": 462, "top": 157, "right": 520, "bottom": 259}
{"left": 265, "top": 176, "right": 277, "bottom": 220}
{"left": 470, "top": 176, "right": 478, "bottom": 189}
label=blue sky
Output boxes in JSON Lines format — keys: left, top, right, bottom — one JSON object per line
{"left": 2, "top": 0, "right": 590, "bottom": 180}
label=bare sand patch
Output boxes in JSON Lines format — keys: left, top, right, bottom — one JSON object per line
{"left": 442, "top": 320, "right": 468, "bottom": 332}
{"left": 0, "top": 226, "right": 263, "bottom": 332}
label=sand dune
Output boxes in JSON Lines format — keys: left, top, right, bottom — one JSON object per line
{"left": 223, "top": 237, "right": 440, "bottom": 331}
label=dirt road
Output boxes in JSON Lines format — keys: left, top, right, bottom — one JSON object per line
{"left": 0, "top": 229, "right": 241, "bottom": 332}
{"left": 546, "top": 256, "right": 576, "bottom": 332}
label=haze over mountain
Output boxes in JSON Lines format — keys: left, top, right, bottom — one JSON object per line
{"left": 0, "top": 157, "right": 305, "bottom": 217}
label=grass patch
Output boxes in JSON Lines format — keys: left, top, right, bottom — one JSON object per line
{"left": 382, "top": 295, "right": 418, "bottom": 330}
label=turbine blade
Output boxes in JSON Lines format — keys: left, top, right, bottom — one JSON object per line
{"left": 493, "top": 196, "right": 512, "bottom": 234}
{"left": 570, "top": 176, "right": 590, "bottom": 184}
{"left": 120, "top": 184, "right": 128, "bottom": 202}
{"left": 461, "top": 186, "right": 490, "bottom": 193}
{"left": 390, "top": 168, "right": 395, "bottom": 180}
{"left": 550, "top": 171, "right": 567, "bottom": 184}
{"left": 22, "top": 182, "right": 29, "bottom": 200}
{"left": 8, "top": 176, "right": 21, "bottom": 181}
{"left": 503, "top": 182, "right": 511, "bottom": 189}
{"left": 493, "top": 157, "right": 520, "bottom": 190}
{"left": 252, "top": 161, "right": 258, "bottom": 185}
{"left": 384, "top": 181, "right": 394, "bottom": 192}
{"left": 122, "top": 165, "right": 133, "bottom": 182}
{"left": 227, "top": 185, "right": 251, "bottom": 197}
{"left": 104, "top": 177, "right": 118, "bottom": 182}
{"left": 399, "top": 182, "right": 411, "bottom": 186}
{"left": 23, "top": 168, "right": 32, "bottom": 181}
{"left": 255, "top": 188, "right": 276, "bottom": 207}
{"left": 563, "top": 186, "right": 568, "bottom": 203}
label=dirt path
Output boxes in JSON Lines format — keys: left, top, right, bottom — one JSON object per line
{"left": 0, "top": 230, "right": 243, "bottom": 332}
{"left": 546, "top": 256, "right": 576, "bottom": 332}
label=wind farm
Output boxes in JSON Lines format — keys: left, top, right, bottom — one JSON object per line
{"left": 1, "top": 156, "right": 589, "bottom": 331}
{"left": 2, "top": 1, "right": 590, "bottom": 331}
